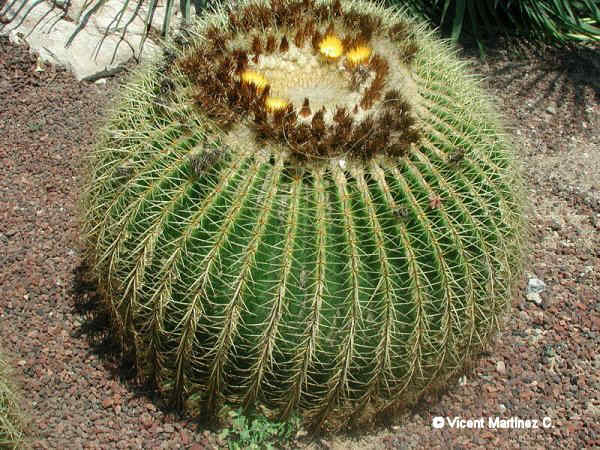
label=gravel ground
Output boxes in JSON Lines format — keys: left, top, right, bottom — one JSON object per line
{"left": 0, "top": 34, "right": 599, "bottom": 449}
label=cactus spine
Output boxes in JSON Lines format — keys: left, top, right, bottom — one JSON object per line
{"left": 82, "top": 0, "right": 524, "bottom": 427}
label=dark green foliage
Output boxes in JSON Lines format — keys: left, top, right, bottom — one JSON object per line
{"left": 217, "top": 407, "right": 301, "bottom": 449}
{"left": 400, "top": 0, "right": 600, "bottom": 49}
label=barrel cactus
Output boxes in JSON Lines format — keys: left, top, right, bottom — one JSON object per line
{"left": 81, "top": 0, "right": 524, "bottom": 427}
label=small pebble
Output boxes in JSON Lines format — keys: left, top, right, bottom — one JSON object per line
{"left": 527, "top": 277, "right": 546, "bottom": 295}
{"left": 526, "top": 292, "right": 543, "bottom": 305}
{"left": 296, "top": 429, "right": 309, "bottom": 439}
{"left": 496, "top": 360, "right": 506, "bottom": 375}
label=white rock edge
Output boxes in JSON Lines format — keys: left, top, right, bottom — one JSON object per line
{"left": 0, "top": 0, "right": 193, "bottom": 81}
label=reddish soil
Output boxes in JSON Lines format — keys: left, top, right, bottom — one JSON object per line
{"left": 0, "top": 35, "right": 599, "bottom": 449}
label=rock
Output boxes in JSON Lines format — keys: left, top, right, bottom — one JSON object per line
{"left": 527, "top": 277, "right": 545, "bottom": 304}
{"left": 585, "top": 402, "right": 600, "bottom": 417}
{"left": 578, "top": 265, "right": 594, "bottom": 280}
{"left": 526, "top": 292, "right": 543, "bottom": 305}
{"left": 320, "top": 439, "right": 331, "bottom": 449}
{"left": 179, "top": 430, "right": 190, "bottom": 445}
{"left": 296, "top": 429, "right": 309, "bottom": 439}
{"left": 546, "top": 106, "right": 556, "bottom": 115}
{"left": 496, "top": 360, "right": 506, "bottom": 375}
{"left": 549, "top": 217, "right": 561, "bottom": 231}
{"left": 527, "top": 277, "right": 546, "bottom": 295}
{"left": 140, "top": 413, "right": 153, "bottom": 429}
{"left": 0, "top": 0, "right": 161, "bottom": 81}
{"left": 34, "top": 56, "right": 45, "bottom": 72}
{"left": 532, "top": 310, "right": 544, "bottom": 324}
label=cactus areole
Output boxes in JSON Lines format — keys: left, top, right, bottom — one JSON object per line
{"left": 82, "top": 0, "right": 524, "bottom": 428}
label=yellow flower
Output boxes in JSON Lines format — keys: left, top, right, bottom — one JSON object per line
{"left": 265, "top": 96, "right": 289, "bottom": 112}
{"left": 345, "top": 45, "right": 372, "bottom": 66}
{"left": 241, "top": 70, "right": 268, "bottom": 91}
{"left": 318, "top": 35, "right": 343, "bottom": 60}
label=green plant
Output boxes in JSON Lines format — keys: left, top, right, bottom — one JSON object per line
{"left": 400, "top": 0, "right": 600, "bottom": 49}
{"left": 27, "top": 120, "right": 45, "bottom": 133}
{"left": 0, "top": 352, "right": 27, "bottom": 449}
{"left": 218, "top": 407, "right": 301, "bottom": 449}
{"left": 81, "top": 0, "right": 525, "bottom": 429}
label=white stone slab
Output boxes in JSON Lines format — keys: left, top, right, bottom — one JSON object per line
{"left": 0, "top": 0, "right": 161, "bottom": 81}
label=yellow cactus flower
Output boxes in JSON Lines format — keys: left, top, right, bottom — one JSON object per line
{"left": 345, "top": 45, "right": 372, "bottom": 66}
{"left": 318, "top": 35, "right": 343, "bottom": 60}
{"left": 241, "top": 70, "right": 268, "bottom": 91}
{"left": 265, "top": 96, "right": 289, "bottom": 112}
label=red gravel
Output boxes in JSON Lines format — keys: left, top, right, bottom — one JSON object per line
{"left": 1, "top": 35, "right": 599, "bottom": 449}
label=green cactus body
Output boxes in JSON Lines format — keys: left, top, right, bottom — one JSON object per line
{"left": 82, "top": 0, "right": 524, "bottom": 427}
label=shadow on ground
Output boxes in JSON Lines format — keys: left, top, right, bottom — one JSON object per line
{"left": 463, "top": 38, "right": 599, "bottom": 125}
{"left": 69, "top": 261, "right": 185, "bottom": 416}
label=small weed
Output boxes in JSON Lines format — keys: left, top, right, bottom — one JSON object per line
{"left": 26, "top": 121, "right": 44, "bottom": 132}
{"left": 218, "top": 407, "right": 301, "bottom": 450}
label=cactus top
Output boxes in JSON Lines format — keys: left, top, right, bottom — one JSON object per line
{"left": 175, "top": 0, "right": 422, "bottom": 165}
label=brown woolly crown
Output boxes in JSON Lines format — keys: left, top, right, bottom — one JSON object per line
{"left": 176, "top": 0, "right": 421, "bottom": 163}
